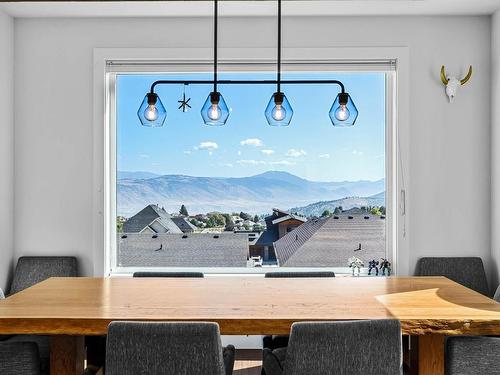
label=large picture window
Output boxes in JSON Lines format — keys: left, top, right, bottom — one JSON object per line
{"left": 106, "top": 61, "right": 395, "bottom": 274}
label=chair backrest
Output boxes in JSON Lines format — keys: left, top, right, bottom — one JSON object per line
{"left": 9, "top": 256, "right": 78, "bottom": 295}
{"left": 0, "top": 341, "right": 41, "bottom": 375}
{"left": 446, "top": 336, "right": 500, "bottom": 374}
{"left": 415, "top": 257, "right": 489, "bottom": 296}
{"left": 264, "top": 271, "right": 335, "bottom": 278}
{"left": 133, "top": 272, "right": 204, "bottom": 278}
{"left": 283, "top": 320, "right": 401, "bottom": 375}
{"left": 106, "top": 321, "right": 225, "bottom": 375}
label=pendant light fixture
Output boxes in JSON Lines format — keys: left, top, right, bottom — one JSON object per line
{"left": 137, "top": 92, "right": 167, "bottom": 127}
{"left": 329, "top": 92, "right": 359, "bottom": 127}
{"left": 137, "top": 0, "right": 358, "bottom": 128}
{"left": 200, "top": 0, "right": 230, "bottom": 126}
{"left": 264, "top": 0, "right": 293, "bottom": 126}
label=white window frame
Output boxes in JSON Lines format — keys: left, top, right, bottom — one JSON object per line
{"left": 92, "top": 47, "right": 410, "bottom": 277}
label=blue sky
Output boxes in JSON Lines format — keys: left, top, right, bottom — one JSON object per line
{"left": 117, "top": 71, "right": 385, "bottom": 182}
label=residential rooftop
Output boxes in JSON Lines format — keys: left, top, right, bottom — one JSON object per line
{"left": 274, "top": 212, "right": 386, "bottom": 267}
{"left": 171, "top": 216, "right": 197, "bottom": 233}
{"left": 123, "top": 204, "right": 183, "bottom": 234}
{"left": 117, "top": 232, "right": 249, "bottom": 268}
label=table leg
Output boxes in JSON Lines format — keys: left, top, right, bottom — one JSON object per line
{"left": 403, "top": 336, "right": 419, "bottom": 375}
{"left": 418, "top": 334, "right": 445, "bottom": 375}
{"left": 50, "top": 336, "right": 85, "bottom": 375}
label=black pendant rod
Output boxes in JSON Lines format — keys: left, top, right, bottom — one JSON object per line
{"left": 277, "top": 0, "right": 281, "bottom": 93}
{"left": 148, "top": 0, "right": 348, "bottom": 96}
{"left": 213, "top": 0, "right": 218, "bottom": 93}
{"left": 150, "top": 79, "right": 345, "bottom": 93}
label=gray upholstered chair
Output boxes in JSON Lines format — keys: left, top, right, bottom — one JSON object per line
{"left": 133, "top": 271, "right": 204, "bottom": 278}
{"left": 104, "top": 271, "right": 208, "bottom": 374}
{"left": 443, "top": 285, "right": 500, "bottom": 374}
{"left": 106, "top": 321, "right": 235, "bottom": 375}
{"left": 263, "top": 271, "right": 335, "bottom": 355}
{"left": 415, "top": 257, "right": 489, "bottom": 296}
{"left": 5, "top": 256, "right": 78, "bottom": 375}
{"left": 0, "top": 342, "right": 41, "bottom": 375}
{"left": 264, "top": 271, "right": 335, "bottom": 278}
{"left": 9, "top": 256, "right": 78, "bottom": 295}
{"left": 0, "top": 290, "right": 41, "bottom": 374}
{"left": 446, "top": 336, "right": 500, "bottom": 374}
{"left": 262, "top": 320, "right": 402, "bottom": 375}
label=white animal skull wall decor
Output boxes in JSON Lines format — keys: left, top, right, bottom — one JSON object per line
{"left": 440, "top": 65, "right": 473, "bottom": 102}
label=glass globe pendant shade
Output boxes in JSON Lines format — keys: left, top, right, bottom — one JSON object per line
{"left": 201, "top": 92, "right": 230, "bottom": 126}
{"left": 137, "top": 93, "right": 167, "bottom": 127}
{"left": 265, "top": 92, "right": 293, "bottom": 126}
{"left": 329, "top": 93, "right": 358, "bottom": 127}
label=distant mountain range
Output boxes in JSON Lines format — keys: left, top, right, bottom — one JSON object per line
{"left": 117, "top": 171, "right": 161, "bottom": 180}
{"left": 289, "top": 191, "right": 385, "bottom": 217}
{"left": 117, "top": 170, "right": 385, "bottom": 217}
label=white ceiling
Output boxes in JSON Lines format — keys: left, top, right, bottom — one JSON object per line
{"left": 0, "top": 0, "right": 499, "bottom": 18}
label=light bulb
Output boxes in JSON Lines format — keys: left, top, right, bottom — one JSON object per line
{"left": 208, "top": 104, "right": 222, "bottom": 121}
{"left": 144, "top": 105, "right": 159, "bottom": 121}
{"left": 335, "top": 104, "right": 350, "bottom": 121}
{"left": 272, "top": 104, "right": 286, "bottom": 121}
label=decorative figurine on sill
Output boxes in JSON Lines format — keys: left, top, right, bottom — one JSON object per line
{"left": 368, "top": 259, "right": 379, "bottom": 276}
{"left": 178, "top": 85, "right": 192, "bottom": 112}
{"left": 348, "top": 256, "right": 364, "bottom": 277}
{"left": 380, "top": 258, "right": 392, "bottom": 276}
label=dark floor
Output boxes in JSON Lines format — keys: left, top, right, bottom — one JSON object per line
{"left": 234, "top": 348, "right": 415, "bottom": 375}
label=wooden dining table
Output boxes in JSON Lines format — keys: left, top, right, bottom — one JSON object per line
{"left": 0, "top": 276, "right": 499, "bottom": 375}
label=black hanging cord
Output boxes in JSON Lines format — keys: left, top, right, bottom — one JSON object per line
{"left": 148, "top": 0, "right": 347, "bottom": 95}
{"left": 213, "top": 0, "right": 218, "bottom": 93}
{"left": 277, "top": 0, "right": 281, "bottom": 94}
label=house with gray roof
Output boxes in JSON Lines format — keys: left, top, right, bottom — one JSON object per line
{"left": 117, "top": 232, "right": 249, "bottom": 268}
{"left": 273, "top": 211, "right": 385, "bottom": 267}
{"left": 249, "top": 208, "right": 307, "bottom": 263}
{"left": 171, "top": 216, "right": 197, "bottom": 233}
{"left": 123, "top": 205, "right": 182, "bottom": 234}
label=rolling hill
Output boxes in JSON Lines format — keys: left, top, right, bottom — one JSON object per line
{"left": 117, "top": 171, "right": 161, "bottom": 180}
{"left": 117, "top": 170, "right": 385, "bottom": 217}
{"left": 289, "top": 191, "right": 386, "bottom": 217}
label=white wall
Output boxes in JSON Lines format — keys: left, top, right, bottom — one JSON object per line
{"left": 14, "top": 16, "right": 492, "bottom": 284}
{"left": 0, "top": 9, "right": 14, "bottom": 292}
{"left": 491, "top": 11, "right": 500, "bottom": 289}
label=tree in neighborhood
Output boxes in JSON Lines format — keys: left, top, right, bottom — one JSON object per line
{"left": 222, "top": 213, "right": 235, "bottom": 231}
{"left": 253, "top": 215, "right": 260, "bottom": 223}
{"left": 254, "top": 223, "right": 265, "bottom": 232}
{"left": 239, "top": 211, "right": 251, "bottom": 220}
{"left": 334, "top": 206, "right": 343, "bottom": 214}
{"left": 179, "top": 204, "right": 189, "bottom": 216}
{"left": 207, "top": 213, "right": 226, "bottom": 227}
{"left": 321, "top": 210, "right": 331, "bottom": 217}
{"left": 206, "top": 216, "right": 217, "bottom": 228}
{"left": 189, "top": 218, "right": 201, "bottom": 227}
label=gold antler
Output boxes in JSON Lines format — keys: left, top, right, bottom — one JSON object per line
{"left": 440, "top": 66, "right": 449, "bottom": 85}
{"left": 460, "top": 66, "right": 473, "bottom": 85}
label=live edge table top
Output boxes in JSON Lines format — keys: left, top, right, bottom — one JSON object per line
{"left": 0, "top": 276, "right": 499, "bottom": 336}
